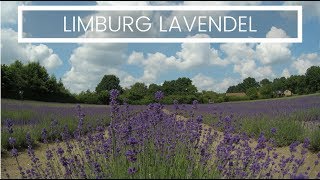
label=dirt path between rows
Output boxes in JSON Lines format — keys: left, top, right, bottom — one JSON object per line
{"left": 1, "top": 109, "right": 319, "bottom": 179}
{"left": 162, "top": 109, "right": 319, "bottom": 178}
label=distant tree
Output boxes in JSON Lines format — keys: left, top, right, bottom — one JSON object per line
{"left": 148, "top": 83, "right": 162, "bottom": 95}
{"left": 175, "top": 77, "right": 197, "bottom": 95}
{"left": 95, "top": 75, "right": 122, "bottom": 93}
{"left": 305, "top": 66, "right": 320, "bottom": 93}
{"left": 260, "top": 78, "right": 271, "bottom": 86}
{"left": 1, "top": 60, "right": 76, "bottom": 102}
{"left": 162, "top": 77, "right": 197, "bottom": 95}
{"left": 286, "top": 75, "right": 306, "bottom": 94}
{"left": 272, "top": 77, "right": 287, "bottom": 92}
{"left": 227, "top": 77, "right": 259, "bottom": 93}
{"left": 226, "top": 85, "right": 238, "bottom": 93}
{"left": 127, "top": 82, "right": 148, "bottom": 101}
{"left": 162, "top": 80, "right": 176, "bottom": 96}
{"left": 241, "top": 77, "right": 260, "bottom": 91}
{"left": 246, "top": 87, "right": 259, "bottom": 100}
{"left": 77, "top": 89, "right": 99, "bottom": 104}
{"left": 259, "top": 84, "right": 273, "bottom": 98}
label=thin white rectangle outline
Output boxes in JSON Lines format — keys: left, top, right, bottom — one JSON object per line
{"left": 18, "top": 5, "right": 302, "bottom": 43}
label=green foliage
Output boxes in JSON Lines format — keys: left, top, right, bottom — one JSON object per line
{"left": 1, "top": 60, "right": 76, "bottom": 103}
{"left": 162, "top": 77, "right": 197, "bottom": 96}
{"left": 227, "top": 77, "right": 259, "bottom": 93}
{"left": 273, "top": 77, "right": 287, "bottom": 92}
{"left": 285, "top": 75, "right": 306, "bottom": 94}
{"left": 259, "top": 84, "right": 274, "bottom": 99}
{"left": 76, "top": 90, "right": 100, "bottom": 104}
{"left": 2, "top": 60, "right": 320, "bottom": 105}
{"left": 240, "top": 117, "right": 305, "bottom": 147}
{"left": 246, "top": 87, "right": 259, "bottom": 100}
{"left": 260, "top": 78, "right": 271, "bottom": 86}
{"left": 305, "top": 66, "right": 320, "bottom": 93}
{"left": 309, "top": 129, "right": 320, "bottom": 152}
{"left": 95, "top": 75, "right": 122, "bottom": 93}
{"left": 198, "top": 91, "right": 223, "bottom": 103}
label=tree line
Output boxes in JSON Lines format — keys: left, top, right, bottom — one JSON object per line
{"left": 2, "top": 60, "right": 320, "bottom": 104}
{"left": 226, "top": 66, "right": 320, "bottom": 100}
{"left": 1, "top": 61, "right": 77, "bottom": 102}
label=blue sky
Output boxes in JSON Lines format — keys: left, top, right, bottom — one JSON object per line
{"left": 1, "top": 1, "right": 320, "bottom": 93}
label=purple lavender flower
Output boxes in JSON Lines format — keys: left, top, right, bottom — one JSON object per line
{"left": 302, "top": 138, "right": 310, "bottom": 149}
{"left": 41, "top": 128, "right": 48, "bottom": 143}
{"left": 192, "top": 100, "right": 198, "bottom": 110}
{"left": 292, "top": 173, "right": 308, "bottom": 179}
{"left": 256, "top": 133, "right": 266, "bottom": 150}
{"left": 196, "top": 115, "right": 203, "bottom": 124}
{"left": 125, "top": 150, "right": 137, "bottom": 162}
{"left": 128, "top": 137, "right": 138, "bottom": 146}
{"left": 57, "top": 147, "right": 64, "bottom": 156}
{"left": 26, "top": 132, "right": 32, "bottom": 145}
{"left": 11, "top": 148, "right": 18, "bottom": 157}
{"left": 6, "top": 119, "right": 14, "bottom": 134}
{"left": 173, "top": 100, "right": 179, "bottom": 110}
{"left": 110, "top": 89, "right": 120, "bottom": 101}
{"left": 128, "top": 167, "right": 137, "bottom": 175}
{"left": 271, "top": 127, "right": 277, "bottom": 134}
{"left": 9, "top": 137, "right": 16, "bottom": 146}
{"left": 46, "top": 150, "right": 53, "bottom": 160}
{"left": 155, "top": 91, "right": 164, "bottom": 101}
{"left": 290, "top": 141, "right": 300, "bottom": 153}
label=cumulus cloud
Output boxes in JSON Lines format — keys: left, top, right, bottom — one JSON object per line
{"left": 283, "top": 1, "right": 320, "bottom": 21}
{"left": 233, "top": 59, "right": 275, "bottom": 81}
{"left": 256, "top": 27, "right": 292, "bottom": 65}
{"left": 1, "top": 28, "right": 62, "bottom": 70}
{"left": 292, "top": 53, "right": 320, "bottom": 75}
{"left": 126, "top": 34, "right": 228, "bottom": 85}
{"left": 1, "top": 1, "right": 31, "bottom": 24}
{"left": 191, "top": 73, "right": 239, "bottom": 92}
{"left": 62, "top": 35, "right": 129, "bottom": 93}
{"left": 220, "top": 43, "right": 256, "bottom": 64}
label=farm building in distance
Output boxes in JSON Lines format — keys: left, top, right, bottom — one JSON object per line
{"left": 284, "top": 90, "right": 292, "bottom": 96}
{"left": 226, "top": 92, "right": 246, "bottom": 97}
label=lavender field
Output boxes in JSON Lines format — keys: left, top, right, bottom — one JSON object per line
{"left": 1, "top": 92, "right": 320, "bottom": 179}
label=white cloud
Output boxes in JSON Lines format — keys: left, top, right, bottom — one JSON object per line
{"left": 220, "top": 43, "right": 256, "bottom": 64}
{"left": 256, "top": 27, "right": 291, "bottom": 65}
{"left": 283, "top": 1, "right": 320, "bottom": 21}
{"left": 233, "top": 59, "right": 275, "bottom": 81}
{"left": 0, "top": 1, "right": 31, "bottom": 24}
{"left": 281, "top": 68, "right": 291, "bottom": 78}
{"left": 191, "top": 73, "right": 239, "bottom": 93}
{"left": 126, "top": 34, "right": 228, "bottom": 86}
{"left": 292, "top": 53, "right": 320, "bottom": 75}
{"left": 62, "top": 37, "right": 129, "bottom": 93}
{"left": 1, "top": 28, "right": 62, "bottom": 70}
{"left": 192, "top": 73, "right": 216, "bottom": 91}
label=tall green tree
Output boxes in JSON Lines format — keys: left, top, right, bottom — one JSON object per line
{"left": 260, "top": 78, "right": 271, "bottom": 86}
{"left": 95, "top": 75, "right": 122, "bottom": 93}
{"left": 305, "top": 66, "right": 320, "bottom": 93}
{"left": 127, "top": 82, "right": 148, "bottom": 101}
{"left": 286, "top": 75, "right": 306, "bottom": 94}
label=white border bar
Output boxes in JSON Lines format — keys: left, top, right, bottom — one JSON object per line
{"left": 18, "top": 6, "right": 302, "bottom": 43}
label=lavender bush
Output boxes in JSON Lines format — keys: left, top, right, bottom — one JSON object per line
{"left": 2, "top": 91, "right": 320, "bottom": 179}
{"left": 167, "top": 95, "right": 320, "bottom": 150}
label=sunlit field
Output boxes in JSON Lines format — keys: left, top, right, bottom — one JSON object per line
{"left": 1, "top": 92, "right": 320, "bottom": 179}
